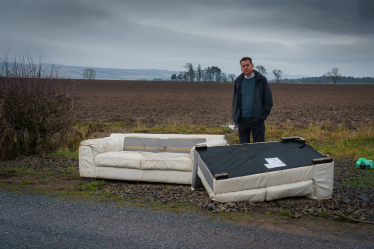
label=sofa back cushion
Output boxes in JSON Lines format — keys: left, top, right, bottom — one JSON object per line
{"left": 123, "top": 137, "right": 206, "bottom": 153}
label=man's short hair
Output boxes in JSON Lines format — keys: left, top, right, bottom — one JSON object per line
{"left": 240, "top": 57, "right": 252, "bottom": 65}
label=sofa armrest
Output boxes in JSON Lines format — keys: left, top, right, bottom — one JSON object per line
{"left": 80, "top": 137, "right": 122, "bottom": 156}
{"left": 79, "top": 145, "right": 96, "bottom": 178}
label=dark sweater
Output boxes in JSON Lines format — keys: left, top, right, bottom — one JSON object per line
{"left": 232, "top": 70, "right": 273, "bottom": 125}
{"left": 240, "top": 76, "right": 256, "bottom": 120}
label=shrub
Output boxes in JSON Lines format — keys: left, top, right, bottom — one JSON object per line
{"left": 0, "top": 50, "right": 77, "bottom": 159}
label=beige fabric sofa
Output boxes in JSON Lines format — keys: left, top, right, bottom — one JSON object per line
{"left": 79, "top": 133, "right": 227, "bottom": 184}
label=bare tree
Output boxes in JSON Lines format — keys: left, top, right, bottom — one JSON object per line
{"left": 272, "top": 69, "right": 283, "bottom": 83}
{"left": 255, "top": 65, "right": 267, "bottom": 75}
{"left": 324, "top": 68, "right": 341, "bottom": 84}
{"left": 228, "top": 74, "right": 236, "bottom": 83}
{"left": 83, "top": 69, "right": 96, "bottom": 79}
{"left": 196, "top": 64, "right": 202, "bottom": 82}
{"left": 177, "top": 71, "right": 183, "bottom": 80}
{"left": 184, "top": 63, "right": 195, "bottom": 82}
{"left": 221, "top": 73, "right": 227, "bottom": 82}
{"left": 205, "top": 67, "right": 212, "bottom": 81}
{"left": 210, "top": 66, "right": 222, "bottom": 82}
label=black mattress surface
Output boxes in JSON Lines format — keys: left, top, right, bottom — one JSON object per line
{"left": 197, "top": 141, "right": 323, "bottom": 179}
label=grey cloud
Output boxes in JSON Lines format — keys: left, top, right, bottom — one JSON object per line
{"left": 358, "top": 0, "right": 374, "bottom": 21}
{"left": 0, "top": 0, "right": 373, "bottom": 77}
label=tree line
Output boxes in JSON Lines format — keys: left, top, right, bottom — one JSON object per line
{"left": 171, "top": 63, "right": 237, "bottom": 83}
{"left": 279, "top": 76, "right": 374, "bottom": 84}
{"left": 276, "top": 68, "right": 374, "bottom": 84}
{"left": 171, "top": 63, "right": 286, "bottom": 83}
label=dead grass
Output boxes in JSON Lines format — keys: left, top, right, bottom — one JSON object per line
{"left": 265, "top": 122, "right": 374, "bottom": 159}
{"left": 49, "top": 121, "right": 373, "bottom": 160}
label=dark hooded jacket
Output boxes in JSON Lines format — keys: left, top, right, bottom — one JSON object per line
{"left": 232, "top": 70, "right": 273, "bottom": 125}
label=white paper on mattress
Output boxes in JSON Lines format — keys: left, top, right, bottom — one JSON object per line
{"left": 198, "top": 168, "right": 266, "bottom": 203}
{"left": 81, "top": 137, "right": 121, "bottom": 156}
{"left": 264, "top": 165, "right": 314, "bottom": 187}
{"left": 313, "top": 162, "right": 334, "bottom": 199}
{"left": 213, "top": 172, "right": 267, "bottom": 195}
{"left": 96, "top": 167, "right": 192, "bottom": 184}
{"left": 95, "top": 151, "right": 148, "bottom": 169}
{"left": 265, "top": 180, "right": 313, "bottom": 201}
{"left": 141, "top": 153, "right": 192, "bottom": 171}
{"left": 79, "top": 146, "right": 96, "bottom": 178}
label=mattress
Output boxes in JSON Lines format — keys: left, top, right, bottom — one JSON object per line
{"left": 192, "top": 141, "right": 334, "bottom": 202}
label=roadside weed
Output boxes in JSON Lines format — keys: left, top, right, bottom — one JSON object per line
{"left": 343, "top": 170, "right": 374, "bottom": 188}
{"left": 77, "top": 180, "right": 106, "bottom": 191}
{"left": 279, "top": 209, "right": 292, "bottom": 217}
{"left": 318, "top": 212, "right": 330, "bottom": 218}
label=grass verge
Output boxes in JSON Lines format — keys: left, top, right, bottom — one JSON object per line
{"left": 265, "top": 122, "right": 374, "bottom": 159}
{"left": 49, "top": 121, "right": 374, "bottom": 160}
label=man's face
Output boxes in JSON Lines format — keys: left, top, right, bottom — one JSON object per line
{"left": 240, "top": 60, "right": 254, "bottom": 76}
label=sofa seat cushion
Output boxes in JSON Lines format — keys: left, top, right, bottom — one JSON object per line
{"left": 141, "top": 153, "right": 192, "bottom": 171}
{"left": 95, "top": 151, "right": 150, "bottom": 169}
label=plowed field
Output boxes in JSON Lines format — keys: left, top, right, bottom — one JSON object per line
{"left": 74, "top": 80, "right": 374, "bottom": 128}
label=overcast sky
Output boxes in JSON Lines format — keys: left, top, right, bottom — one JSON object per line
{"left": 1, "top": 0, "right": 373, "bottom": 77}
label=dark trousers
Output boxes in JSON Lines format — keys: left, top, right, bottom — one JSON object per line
{"left": 238, "top": 119, "right": 265, "bottom": 144}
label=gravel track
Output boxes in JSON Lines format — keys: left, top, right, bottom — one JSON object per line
{"left": 1, "top": 189, "right": 373, "bottom": 248}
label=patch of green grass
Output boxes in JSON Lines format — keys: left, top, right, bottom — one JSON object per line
{"left": 0, "top": 167, "right": 19, "bottom": 172}
{"left": 318, "top": 212, "right": 330, "bottom": 218}
{"left": 222, "top": 126, "right": 233, "bottom": 133}
{"left": 279, "top": 209, "right": 292, "bottom": 217}
{"left": 0, "top": 182, "right": 5, "bottom": 186}
{"left": 24, "top": 169, "right": 35, "bottom": 175}
{"left": 343, "top": 170, "right": 374, "bottom": 188}
{"left": 68, "top": 173, "right": 80, "bottom": 179}
{"left": 263, "top": 212, "right": 273, "bottom": 218}
{"left": 20, "top": 180, "right": 31, "bottom": 185}
{"left": 50, "top": 149, "right": 79, "bottom": 158}
{"left": 76, "top": 180, "right": 106, "bottom": 191}
{"left": 0, "top": 167, "right": 34, "bottom": 175}
{"left": 225, "top": 135, "right": 240, "bottom": 142}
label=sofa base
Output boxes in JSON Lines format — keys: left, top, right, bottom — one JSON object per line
{"left": 95, "top": 166, "right": 192, "bottom": 185}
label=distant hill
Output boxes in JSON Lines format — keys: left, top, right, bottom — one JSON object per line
{"left": 281, "top": 73, "right": 310, "bottom": 80}
{"left": 1, "top": 62, "right": 311, "bottom": 81}
{"left": 58, "top": 65, "right": 180, "bottom": 80}
{"left": 57, "top": 65, "right": 310, "bottom": 81}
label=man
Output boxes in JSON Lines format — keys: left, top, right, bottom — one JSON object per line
{"left": 232, "top": 57, "right": 273, "bottom": 144}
